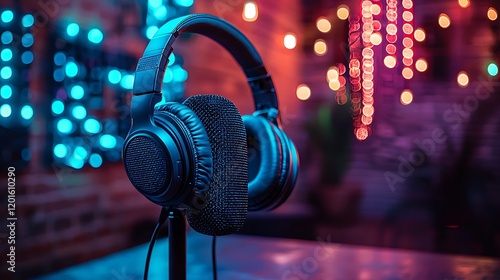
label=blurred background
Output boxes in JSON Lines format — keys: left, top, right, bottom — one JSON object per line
{"left": 0, "top": 0, "right": 499, "bottom": 278}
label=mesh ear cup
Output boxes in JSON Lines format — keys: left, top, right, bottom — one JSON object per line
{"left": 153, "top": 103, "right": 213, "bottom": 203}
{"left": 182, "top": 95, "right": 248, "bottom": 236}
{"left": 243, "top": 115, "right": 299, "bottom": 210}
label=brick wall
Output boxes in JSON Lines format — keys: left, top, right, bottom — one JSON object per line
{"left": 5, "top": 0, "right": 304, "bottom": 278}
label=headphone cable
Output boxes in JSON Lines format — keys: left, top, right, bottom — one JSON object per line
{"left": 144, "top": 207, "right": 169, "bottom": 280}
{"left": 212, "top": 236, "right": 218, "bottom": 280}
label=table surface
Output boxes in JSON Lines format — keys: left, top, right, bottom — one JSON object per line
{"left": 36, "top": 232, "right": 500, "bottom": 280}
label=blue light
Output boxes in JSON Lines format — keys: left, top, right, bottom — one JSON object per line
{"left": 74, "top": 146, "right": 88, "bottom": 160}
{"left": 70, "top": 85, "right": 84, "bottom": 99}
{"left": 21, "top": 33, "right": 34, "bottom": 47}
{"left": 1, "top": 10, "right": 14, "bottom": 23}
{"left": 54, "top": 52, "right": 66, "bottom": 66}
{"left": 21, "top": 105, "right": 33, "bottom": 120}
{"left": 21, "top": 148, "right": 30, "bottom": 161}
{"left": 0, "top": 104, "right": 11, "bottom": 117}
{"left": 51, "top": 100, "right": 64, "bottom": 114}
{"left": 67, "top": 23, "right": 80, "bottom": 37}
{"left": 57, "top": 118, "right": 73, "bottom": 134}
{"left": 53, "top": 68, "right": 65, "bottom": 82}
{"left": 89, "top": 154, "right": 103, "bottom": 168}
{"left": 1, "top": 48, "right": 12, "bottom": 61}
{"left": 54, "top": 144, "right": 68, "bottom": 158}
{"left": 22, "top": 14, "right": 34, "bottom": 27}
{"left": 1, "top": 31, "right": 13, "bottom": 44}
{"left": 164, "top": 68, "right": 173, "bottom": 83}
{"left": 88, "top": 28, "right": 103, "bottom": 44}
{"left": 108, "top": 69, "right": 122, "bottom": 84}
{"left": 168, "top": 53, "right": 175, "bottom": 66}
{"left": 65, "top": 61, "right": 78, "bottom": 77}
{"left": 120, "top": 74, "right": 134, "bottom": 89}
{"left": 174, "top": 0, "right": 194, "bottom": 7}
{"left": 72, "top": 105, "right": 87, "bottom": 119}
{"left": 21, "top": 51, "right": 34, "bottom": 64}
{"left": 146, "top": 26, "right": 159, "bottom": 39}
{"left": 154, "top": 6, "right": 168, "bottom": 20}
{"left": 68, "top": 156, "right": 84, "bottom": 169}
{"left": 488, "top": 63, "right": 498, "bottom": 77}
{"left": 172, "top": 66, "right": 188, "bottom": 82}
{"left": 84, "top": 118, "right": 101, "bottom": 134}
{"left": 1, "top": 85, "right": 12, "bottom": 99}
{"left": 1, "top": 66, "right": 12, "bottom": 79}
{"left": 149, "top": 0, "right": 162, "bottom": 8}
{"left": 100, "top": 134, "right": 117, "bottom": 149}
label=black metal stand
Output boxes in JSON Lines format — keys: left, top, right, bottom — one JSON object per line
{"left": 168, "top": 209, "right": 186, "bottom": 280}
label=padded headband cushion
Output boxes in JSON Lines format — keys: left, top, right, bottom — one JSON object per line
{"left": 154, "top": 103, "right": 213, "bottom": 196}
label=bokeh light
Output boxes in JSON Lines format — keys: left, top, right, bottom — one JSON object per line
{"left": 88, "top": 28, "right": 104, "bottom": 44}
{"left": 314, "top": 39, "right": 327, "bottom": 56}
{"left": 457, "top": 71, "right": 469, "bottom": 87}
{"left": 21, "top": 105, "right": 33, "bottom": 120}
{"left": 488, "top": 7, "right": 498, "bottom": 21}
{"left": 243, "top": 2, "right": 258, "bottom": 22}
{"left": 400, "top": 89, "right": 413, "bottom": 105}
{"left": 0, "top": 104, "right": 12, "bottom": 117}
{"left": 415, "top": 58, "right": 428, "bottom": 72}
{"left": 384, "top": 56, "right": 397, "bottom": 68}
{"left": 296, "top": 84, "right": 311, "bottom": 100}
{"left": 337, "top": 5, "right": 349, "bottom": 20}
{"left": 402, "top": 67, "right": 414, "bottom": 79}
{"left": 438, "top": 13, "right": 451, "bottom": 28}
{"left": 67, "top": 23, "right": 80, "bottom": 37}
{"left": 370, "top": 33, "right": 382, "bottom": 45}
{"left": 488, "top": 63, "right": 498, "bottom": 77}
{"left": 458, "top": 0, "right": 470, "bottom": 8}
{"left": 284, "top": 33, "right": 296, "bottom": 49}
{"left": 414, "top": 28, "right": 426, "bottom": 42}
{"left": 316, "top": 17, "right": 331, "bottom": 33}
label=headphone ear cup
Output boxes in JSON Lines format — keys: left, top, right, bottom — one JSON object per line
{"left": 243, "top": 115, "right": 283, "bottom": 211}
{"left": 154, "top": 103, "right": 213, "bottom": 201}
{"left": 182, "top": 94, "right": 248, "bottom": 236}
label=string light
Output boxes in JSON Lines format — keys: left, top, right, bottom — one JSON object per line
{"left": 414, "top": 28, "right": 426, "bottom": 42}
{"left": 384, "top": 56, "right": 397, "bottom": 68}
{"left": 402, "top": 67, "right": 414, "bottom": 79}
{"left": 415, "top": 58, "right": 428, "bottom": 72}
{"left": 370, "top": 32, "right": 382, "bottom": 45}
{"left": 458, "top": 0, "right": 470, "bottom": 8}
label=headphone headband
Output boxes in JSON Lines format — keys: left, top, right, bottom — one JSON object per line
{"left": 132, "top": 14, "right": 279, "bottom": 111}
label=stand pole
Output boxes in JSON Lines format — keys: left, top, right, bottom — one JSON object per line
{"left": 168, "top": 209, "right": 186, "bottom": 280}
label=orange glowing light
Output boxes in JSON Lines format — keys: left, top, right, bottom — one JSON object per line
{"left": 384, "top": 56, "right": 397, "bottom": 68}
{"left": 458, "top": 0, "right": 470, "bottom": 8}
{"left": 371, "top": 4, "right": 381, "bottom": 15}
{"left": 361, "top": 115, "right": 373, "bottom": 125}
{"left": 402, "top": 67, "right": 414, "bottom": 79}
{"left": 386, "top": 23, "right": 397, "bottom": 35}
{"left": 284, "top": 33, "right": 296, "bottom": 49}
{"left": 402, "top": 0, "right": 413, "bottom": 9}
{"left": 296, "top": 84, "right": 311, "bottom": 100}
{"left": 457, "top": 71, "right": 469, "bottom": 87}
{"left": 329, "top": 80, "right": 341, "bottom": 91}
{"left": 243, "top": 2, "right": 258, "bottom": 22}
{"left": 316, "top": 17, "right": 331, "bottom": 33}
{"left": 386, "top": 44, "right": 397, "bottom": 54}
{"left": 403, "top": 57, "right": 413, "bottom": 66}
{"left": 363, "top": 105, "right": 374, "bottom": 117}
{"left": 402, "top": 48, "right": 414, "bottom": 58}
{"left": 327, "top": 66, "right": 339, "bottom": 82}
{"left": 415, "top": 58, "right": 428, "bottom": 72}
{"left": 314, "top": 39, "right": 327, "bottom": 55}
{"left": 362, "top": 48, "right": 374, "bottom": 58}
{"left": 337, "top": 5, "right": 350, "bottom": 20}
{"left": 488, "top": 7, "right": 498, "bottom": 21}
{"left": 403, "top": 23, "right": 414, "bottom": 34}
{"left": 402, "top": 11, "right": 413, "bottom": 22}
{"left": 438, "top": 13, "right": 451, "bottom": 28}
{"left": 400, "top": 89, "right": 413, "bottom": 105}
{"left": 387, "top": 10, "right": 397, "bottom": 21}
{"left": 370, "top": 33, "right": 382, "bottom": 45}
{"left": 356, "top": 127, "right": 369, "bottom": 141}
{"left": 414, "top": 28, "right": 426, "bottom": 42}
{"left": 402, "top": 37, "right": 414, "bottom": 48}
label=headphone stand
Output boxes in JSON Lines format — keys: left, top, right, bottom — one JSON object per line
{"left": 168, "top": 209, "right": 186, "bottom": 280}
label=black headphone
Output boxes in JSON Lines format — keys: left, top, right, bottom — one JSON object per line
{"left": 122, "top": 14, "right": 299, "bottom": 236}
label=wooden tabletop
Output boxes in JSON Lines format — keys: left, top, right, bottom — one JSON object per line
{"left": 36, "top": 231, "right": 500, "bottom": 280}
